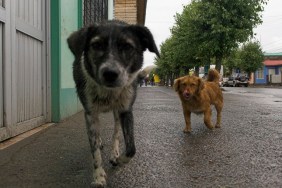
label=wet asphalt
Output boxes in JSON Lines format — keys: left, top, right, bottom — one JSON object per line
{"left": 0, "top": 86, "right": 281, "bottom": 188}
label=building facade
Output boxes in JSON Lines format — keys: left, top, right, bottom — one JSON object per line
{"left": 0, "top": 0, "right": 147, "bottom": 141}
{"left": 254, "top": 53, "right": 282, "bottom": 84}
{"left": 0, "top": 0, "right": 50, "bottom": 141}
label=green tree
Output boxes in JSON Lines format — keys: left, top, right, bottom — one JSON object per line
{"left": 175, "top": 0, "right": 268, "bottom": 72}
{"left": 172, "top": 1, "right": 208, "bottom": 75}
{"left": 155, "top": 37, "right": 176, "bottom": 85}
{"left": 238, "top": 41, "right": 264, "bottom": 76}
{"left": 223, "top": 48, "right": 241, "bottom": 76}
{"left": 155, "top": 0, "right": 267, "bottom": 81}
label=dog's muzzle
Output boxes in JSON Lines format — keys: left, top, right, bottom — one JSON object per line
{"left": 100, "top": 67, "right": 121, "bottom": 88}
{"left": 183, "top": 90, "right": 191, "bottom": 100}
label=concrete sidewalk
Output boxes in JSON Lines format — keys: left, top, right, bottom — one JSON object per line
{"left": 0, "top": 112, "right": 94, "bottom": 188}
{"left": 1, "top": 86, "right": 281, "bottom": 188}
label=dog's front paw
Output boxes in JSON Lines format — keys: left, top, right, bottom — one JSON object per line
{"left": 209, "top": 126, "right": 215, "bottom": 130}
{"left": 109, "top": 149, "right": 120, "bottom": 166}
{"left": 110, "top": 154, "right": 132, "bottom": 166}
{"left": 109, "top": 158, "right": 118, "bottom": 166}
{"left": 205, "top": 124, "right": 214, "bottom": 130}
{"left": 91, "top": 167, "right": 107, "bottom": 188}
{"left": 116, "top": 154, "right": 132, "bottom": 165}
{"left": 215, "top": 124, "right": 221, "bottom": 128}
{"left": 183, "top": 128, "right": 192, "bottom": 133}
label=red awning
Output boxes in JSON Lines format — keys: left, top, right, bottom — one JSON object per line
{"left": 264, "top": 60, "right": 282, "bottom": 66}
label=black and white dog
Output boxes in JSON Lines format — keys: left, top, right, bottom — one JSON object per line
{"left": 67, "top": 20, "right": 159, "bottom": 187}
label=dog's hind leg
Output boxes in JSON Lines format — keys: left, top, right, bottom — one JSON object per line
{"left": 203, "top": 108, "right": 214, "bottom": 130}
{"left": 215, "top": 103, "right": 223, "bottom": 128}
{"left": 85, "top": 112, "right": 107, "bottom": 187}
{"left": 109, "top": 110, "right": 121, "bottom": 166}
{"left": 117, "top": 110, "right": 136, "bottom": 165}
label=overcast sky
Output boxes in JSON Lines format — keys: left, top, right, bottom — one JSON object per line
{"left": 144, "top": 0, "right": 282, "bottom": 67}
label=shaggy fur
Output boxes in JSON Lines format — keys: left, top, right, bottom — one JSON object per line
{"left": 67, "top": 20, "right": 159, "bottom": 187}
{"left": 174, "top": 69, "right": 223, "bottom": 133}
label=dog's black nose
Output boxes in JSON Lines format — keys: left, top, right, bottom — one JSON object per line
{"left": 102, "top": 69, "right": 119, "bottom": 84}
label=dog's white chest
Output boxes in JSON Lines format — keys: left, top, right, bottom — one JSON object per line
{"left": 86, "top": 85, "right": 134, "bottom": 112}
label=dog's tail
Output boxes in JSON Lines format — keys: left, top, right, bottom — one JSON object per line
{"left": 138, "top": 65, "right": 156, "bottom": 80}
{"left": 207, "top": 69, "right": 220, "bottom": 83}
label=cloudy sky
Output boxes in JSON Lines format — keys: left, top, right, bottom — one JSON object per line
{"left": 144, "top": 0, "right": 282, "bottom": 67}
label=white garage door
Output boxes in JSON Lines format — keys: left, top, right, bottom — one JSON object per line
{"left": 0, "top": 0, "right": 3, "bottom": 130}
{"left": 0, "top": 0, "right": 49, "bottom": 141}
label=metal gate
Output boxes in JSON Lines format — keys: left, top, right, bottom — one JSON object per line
{"left": 0, "top": 0, "right": 49, "bottom": 141}
{"left": 0, "top": 0, "right": 3, "bottom": 131}
{"left": 83, "top": 0, "right": 108, "bottom": 26}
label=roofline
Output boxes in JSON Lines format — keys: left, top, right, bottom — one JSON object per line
{"left": 264, "top": 59, "right": 282, "bottom": 66}
{"left": 137, "top": 0, "right": 147, "bottom": 25}
{"left": 264, "top": 52, "right": 282, "bottom": 57}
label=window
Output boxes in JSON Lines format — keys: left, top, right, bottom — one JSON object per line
{"left": 257, "top": 68, "right": 263, "bottom": 79}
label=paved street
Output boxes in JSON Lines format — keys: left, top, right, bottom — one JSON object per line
{"left": 0, "top": 86, "right": 281, "bottom": 188}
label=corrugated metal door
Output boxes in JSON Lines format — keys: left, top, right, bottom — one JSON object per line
{"left": 0, "top": 0, "right": 3, "bottom": 129}
{"left": 0, "top": 0, "right": 49, "bottom": 141}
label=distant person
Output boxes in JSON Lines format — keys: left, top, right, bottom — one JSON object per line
{"left": 145, "top": 77, "right": 148, "bottom": 86}
{"left": 151, "top": 77, "right": 155, "bottom": 86}
{"left": 139, "top": 79, "right": 143, "bottom": 87}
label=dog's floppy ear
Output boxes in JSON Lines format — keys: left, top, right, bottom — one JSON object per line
{"left": 173, "top": 78, "right": 181, "bottom": 92}
{"left": 197, "top": 78, "right": 204, "bottom": 93}
{"left": 128, "top": 25, "right": 160, "bottom": 57}
{"left": 67, "top": 26, "right": 96, "bottom": 59}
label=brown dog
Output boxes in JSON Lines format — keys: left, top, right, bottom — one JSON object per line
{"left": 174, "top": 69, "right": 223, "bottom": 133}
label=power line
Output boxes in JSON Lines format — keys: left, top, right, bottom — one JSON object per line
{"left": 264, "top": 45, "right": 282, "bottom": 52}
{"left": 262, "top": 14, "right": 282, "bottom": 18}
{"left": 262, "top": 40, "right": 282, "bottom": 47}
{"left": 261, "top": 19, "right": 282, "bottom": 26}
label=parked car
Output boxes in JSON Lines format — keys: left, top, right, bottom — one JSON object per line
{"left": 221, "top": 77, "right": 229, "bottom": 87}
{"left": 224, "top": 74, "right": 249, "bottom": 87}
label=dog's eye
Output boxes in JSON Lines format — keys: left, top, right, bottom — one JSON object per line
{"left": 91, "top": 42, "right": 105, "bottom": 51}
{"left": 124, "top": 43, "right": 134, "bottom": 51}
{"left": 119, "top": 43, "right": 134, "bottom": 52}
{"left": 181, "top": 83, "right": 186, "bottom": 87}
